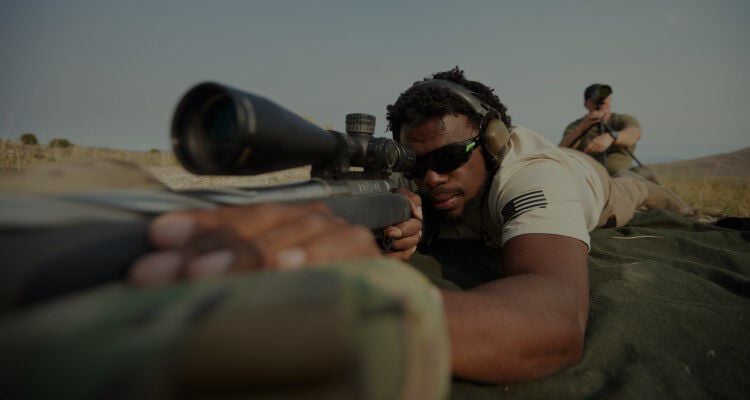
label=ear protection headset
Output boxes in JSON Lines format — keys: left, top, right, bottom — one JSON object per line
{"left": 394, "top": 79, "right": 512, "bottom": 166}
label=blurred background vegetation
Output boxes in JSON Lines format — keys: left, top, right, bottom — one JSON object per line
{"left": 1, "top": 134, "right": 747, "bottom": 217}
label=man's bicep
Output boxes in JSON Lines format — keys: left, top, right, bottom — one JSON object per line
{"left": 613, "top": 114, "right": 641, "bottom": 130}
{"left": 502, "top": 233, "right": 589, "bottom": 328}
{"left": 502, "top": 233, "right": 588, "bottom": 278}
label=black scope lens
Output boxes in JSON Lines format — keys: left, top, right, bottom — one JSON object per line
{"left": 199, "top": 94, "right": 240, "bottom": 168}
{"left": 172, "top": 83, "right": 338, "bottom": 175}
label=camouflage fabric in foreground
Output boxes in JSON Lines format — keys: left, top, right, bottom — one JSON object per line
{"left": 412, "top": 210, "right": 750, "bottom": 399}
{"left": 0, "top": 259, "right": 450, "bottom": 400}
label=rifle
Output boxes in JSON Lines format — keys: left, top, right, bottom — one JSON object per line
{"left": 0, "top": 82, "right": 416, "bottom": 311}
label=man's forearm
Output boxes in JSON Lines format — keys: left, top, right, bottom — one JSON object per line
{"left": 559, "top": 125, "right": 586, "bottom": 148}
{"left": 441, "top": 274, "right": 586, "bottom": 384}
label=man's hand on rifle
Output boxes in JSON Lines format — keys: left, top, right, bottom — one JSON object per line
{"left": 560, "top": 110, "right": 606, "bottom": 148}
{"left": 383, "top": 188, "right": 423, "bottom": 262}
{"left": 580, "top": 110, "right": 605, "bottom": 130}
{"left": 128, "top": 203, "right": 381, "bottom": 286}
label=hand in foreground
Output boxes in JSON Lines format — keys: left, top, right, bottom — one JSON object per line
{"left": 129, "top": 203, "right": 381, "bottom": 286}
{"left": 382, "top": 188, "right": 423, "bottom": 261}
{"left": 584, "top": 133, "right": 615, "bottom": 154}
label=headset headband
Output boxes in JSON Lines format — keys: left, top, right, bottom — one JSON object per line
{"left": 413, "top": 79, "right": 493, "bottom": 118}
{"left": 396, "top": 78, "right": 510, "bottom": 169}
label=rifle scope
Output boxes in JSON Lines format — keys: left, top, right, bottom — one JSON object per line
{"left": 172, "top": 82, "right": 415, "bottom": 176}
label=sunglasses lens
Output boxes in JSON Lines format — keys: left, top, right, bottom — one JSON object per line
{"left": 408, "top": 138, "right": 478, "bottom": 179}
{"left": 432, "top": 150, "right": 470, "bottom": 173}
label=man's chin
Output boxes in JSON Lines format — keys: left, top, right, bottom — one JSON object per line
{"left": 434, "top": 204, "right": 466, "bottom": 224}
{"left": 432, "top": 189, "right": 485, "bottom": 225}
{"left": 424, "top": 193, "right": 468, "bottom": 223}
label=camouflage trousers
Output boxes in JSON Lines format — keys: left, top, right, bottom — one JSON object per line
{"left": 0, "top": 260, "right": 450, "bottom": 400}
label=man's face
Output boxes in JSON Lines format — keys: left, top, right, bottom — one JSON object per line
{"left": 585, "top": 94, "right": 612, "bottom": 114}
{"left": 401, "top": 114, "right": 489, "bottom": 222}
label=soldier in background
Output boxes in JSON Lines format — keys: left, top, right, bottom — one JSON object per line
{"left": 559, "top": 84, "right": 642, "bottom": 176}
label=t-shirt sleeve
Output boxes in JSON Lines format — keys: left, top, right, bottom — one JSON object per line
{"left": 611, "top": 114, "right": 641, "bottom": 131}
{"left": 562, "top": 119, "right": 581, "bottom": 137}
{"left": 489, "top": 159, "right": 591, "bottom": 249}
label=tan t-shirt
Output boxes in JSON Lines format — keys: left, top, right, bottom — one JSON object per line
{"left": 563, "top": 113, "right": 640, "bottom": 174}
{"left": 436, "top": 125, "right": 606, "bottom": 250}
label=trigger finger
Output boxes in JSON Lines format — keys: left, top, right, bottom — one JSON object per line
{"left": 301, "top": 225, "right": 380, "bottom": 267}
{"left": 395, "top": 219, "right": 422, "bottom": 237}
{"left": 392, "top": 235, "right": 420, "bottom": 252}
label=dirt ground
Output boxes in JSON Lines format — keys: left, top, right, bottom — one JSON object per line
{"left": 145, "top": 165, "right": 311, "bottom": 190}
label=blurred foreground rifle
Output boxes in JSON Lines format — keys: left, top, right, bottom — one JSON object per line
{"left": 0, "top": 83, "right": 416, "bottom": 311}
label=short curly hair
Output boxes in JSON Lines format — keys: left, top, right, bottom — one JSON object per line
{"left": 386, "top": 66, "right": 512, "bottom": 141}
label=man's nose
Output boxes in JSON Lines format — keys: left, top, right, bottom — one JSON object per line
{"left": 422, "top": 169, "right": 448, "bottom": 188}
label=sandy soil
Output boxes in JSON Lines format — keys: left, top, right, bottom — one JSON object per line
{"left": 145, "top": 165, "right": 311, "bottom": 190}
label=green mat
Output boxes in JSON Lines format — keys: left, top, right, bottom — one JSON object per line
{"left": 411, "top": 210, "right": 750, "bottom": 399}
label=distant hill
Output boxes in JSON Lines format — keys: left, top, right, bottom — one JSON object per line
{"left": 649, "top": 146, "right": 750, "bottom": 178}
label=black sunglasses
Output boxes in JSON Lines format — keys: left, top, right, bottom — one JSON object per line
{"left": 407, "top": 136, "right": 481, "bottom": 179}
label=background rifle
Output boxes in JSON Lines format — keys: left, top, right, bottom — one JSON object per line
{"left": 0, "top": 82, "right": 416, "bottom": 311}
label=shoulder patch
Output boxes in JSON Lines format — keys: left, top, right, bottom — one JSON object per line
{"left": 501, "top": 190, "right": 547, "bottom": 223}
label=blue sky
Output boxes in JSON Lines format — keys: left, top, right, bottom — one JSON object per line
{"left": 1, "top": 0, "right": 748, "bottom": 162}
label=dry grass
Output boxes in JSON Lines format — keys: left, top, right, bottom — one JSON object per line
{"left": 658, "top": 174, "right": 749, "bottom": 217}
{"left": 0, "top": 138, "right": 310, "bottom": 189}
{"left": 146, "top": 165, "right": 310, "bottom": 190}
{"left": 649, "top": 147, "right": 750, "bottom": 217}
{"left": 0, "top": 139, "right": 175, "bottom": 172}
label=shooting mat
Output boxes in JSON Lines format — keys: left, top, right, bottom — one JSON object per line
{"left": 411, "top": 209, "right": 750, "bottom": 399}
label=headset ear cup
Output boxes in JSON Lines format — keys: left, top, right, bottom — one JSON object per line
{"left": 483, "top": 119, "right": 510, "bottom": 162}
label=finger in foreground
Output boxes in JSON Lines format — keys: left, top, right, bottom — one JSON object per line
{"left": 245, "top": 212, "right": 348, "bottom": 269}
{"left": 129, "top": 251, "right": 183, "bottom": 286}
{"left": 132, "top": 228, "right": 252, "bottom": 286}
{"left": 391, "top": 234, "right": 421, "bottom": 253}
{"left": 390, "top": 218, "right": 422, "bottom": 238}
{"left": 130, "top": 247, "right": 237, "bottom": 285}
{"left": 149, "top": 203, "right": 332, "bottom": 249}
{"left": 183, "top": 222, "right": 380, "bottom": 273}
{"left": 182, "top": 208, "right": 350, "bottom": 276}
{"left": 384, "top": 246, "right": 417, "bottom": 262}
{"left": 284, "top": 225, "right": 381, "bottom": 270}
{"left": 213, "top": 203, "right": 333, "bottom": 241}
